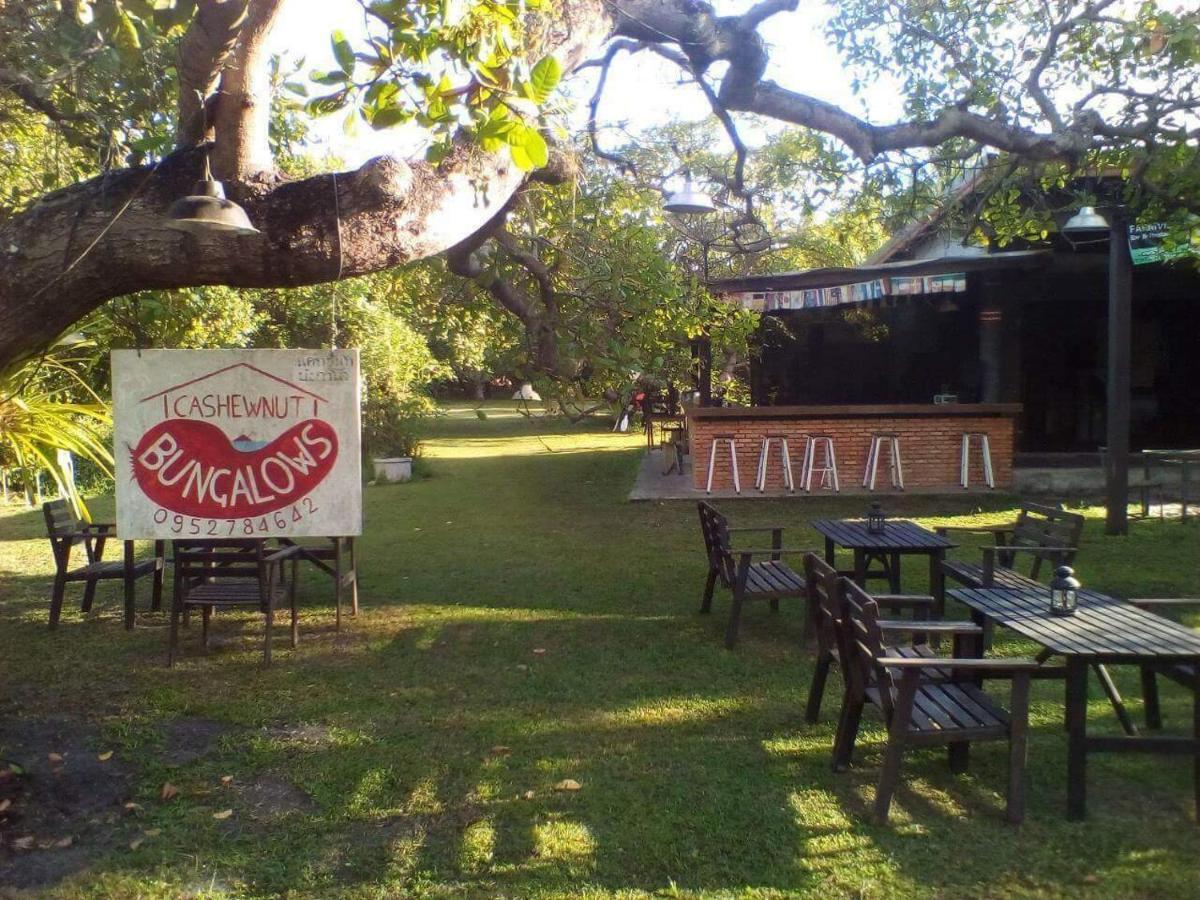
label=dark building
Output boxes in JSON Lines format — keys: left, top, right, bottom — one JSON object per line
{"left": 711, "top": 218, "right": 1200, "bottom": 455}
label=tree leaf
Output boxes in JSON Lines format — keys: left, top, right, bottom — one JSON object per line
{"left": 508, "top": 126, "right": 548, "bottom": 171}
{"left": 527, "top": 55, "right": 561, "bottom": 104}
{"left": 331, "top": 29, "right": 356, "bottom": 74}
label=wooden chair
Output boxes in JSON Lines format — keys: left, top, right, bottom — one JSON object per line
{"left": 276, "top": 537, "right": 359, "bottom": 629}
{"left": 837, "top": 577, "right": 1038, "bottom": 824}
{"left": 697, "top": 501, "right": 814, "bottom": 648}
{"left": 43, "top": 499, "right": 163, "bottom": 629}
{"left": 1130, "top": 598, "right": 1200, "bottom": 729}
{"left": 937, "top": 501, "right": 1084, "bottom": 592}
{"left": 804, "top": 553, "right": 962, "bottom": 729}
{"left": 168, "top": 539, "right": 301, "bottom": 666}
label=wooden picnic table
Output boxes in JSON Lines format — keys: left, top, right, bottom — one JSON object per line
{"left": 951, "top": 586, "right": 1200, "bottom": 821}
{"left": 812, "top": 519, "right": 955, "bottom": 606}
{"left": 1142, "top": 449, "right": 1200, "bottom": 522}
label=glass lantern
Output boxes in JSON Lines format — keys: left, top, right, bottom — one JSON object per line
{"left": 1049, "top": 565, "right": 1080, "bottom": 617}
{"left": 867, "top": 502, "right": 886, "bottom": 535}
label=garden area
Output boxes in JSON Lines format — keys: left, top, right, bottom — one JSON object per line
{"left": 1, "top": 404, "right": 1200, "bottom": 897}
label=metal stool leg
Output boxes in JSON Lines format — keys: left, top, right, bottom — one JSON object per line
{"left": 780, "top": 439, "right": 795, "bottom": 493}
{"left": 758, "top": 436, "right": 768, "bottom": 494}
{"left": 729, "top": 441, "right": 741, "bottom": 494}
{"left": 706, "top": 438, "right": 719, "bottom": 494}
{"left": 981, "top": 434, "right": 995, "bottom": 488}
{"left": 960, "top": 433, "right": 970, "bottom": 488}
{"left": 891, "top": 437, "right": 904, "bottom": 489}
{"left": 801, "top": 437, "right": 815, "bottom": 491}
{"left": 829, "top": 442, "right": 840, "bottom": 492}
{"left": 863, "top": 436, "right": 876, "bottom": 489}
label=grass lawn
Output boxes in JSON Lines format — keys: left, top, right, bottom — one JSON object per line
{"left": 2, "top": 401, "right": 1200, "bottom": 898}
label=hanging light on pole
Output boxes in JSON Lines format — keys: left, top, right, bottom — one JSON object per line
{"left": 1063, "top": 204, "right": 1132, "bottom": 536}
{"left": 663, "top": 173, "right": 718, "bottom": 405}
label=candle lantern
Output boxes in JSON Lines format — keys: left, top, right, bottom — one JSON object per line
{"left": 1049, "top": 565, "right": 1080, "bottom": 617}
{"left": 867, "top": 502, "right": 886, "bottom": 535}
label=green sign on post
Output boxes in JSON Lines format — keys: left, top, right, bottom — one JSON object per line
{"left": 1128, "top": 222, "right": 1195, "bottom": 265}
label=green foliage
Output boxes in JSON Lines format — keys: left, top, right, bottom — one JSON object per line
{"left": 361, "top": 398, "right": 425, "bottom": 459}
{"left": 292, "top": 0, "right": 561, "bottom": 171}
{"left": 0, "top": 336, "right": 113, "bottom": 518}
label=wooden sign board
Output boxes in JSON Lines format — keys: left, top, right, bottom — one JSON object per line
{"left": 113, "top": 349, "right": 362, "bottom": 539}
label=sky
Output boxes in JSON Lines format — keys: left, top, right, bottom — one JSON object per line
{"left": 268, "top": 0, "right": 905, "bottom": 173}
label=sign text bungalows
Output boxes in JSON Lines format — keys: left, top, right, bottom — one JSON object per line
{"left": 113, "top": 349, "right": 362, "bottom": 539}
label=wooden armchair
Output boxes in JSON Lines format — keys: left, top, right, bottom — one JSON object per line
{"left": 697, "top": 502, "right": 815, "bottom": 648}
{"left": 1129, "top": 598, "right": 1200, "bottom": 729}
{"left": 804, "top": 553, "right": 965, "bottom": 730}
{"left": 937, "top": 501, "right": 1083, "bottom": 592}
{"left": 168, "top": 539, "right": 301, "bottom": 666}
{"left": 43, "top": 499, "right": 163, "bottom": 629}
{"left": 838, "top": 578, "right": 1038, "bottom": 824}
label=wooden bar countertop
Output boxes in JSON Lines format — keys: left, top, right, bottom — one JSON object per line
{"left": 685, "top": 403, "right": 1022, "bottom": 420}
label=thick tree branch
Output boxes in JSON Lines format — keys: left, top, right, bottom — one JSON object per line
{"left": 175, "top": 0, "right": 249, "bottom": 148}
{"left": 210, "top": 0, "right": 286, "bottom": 180}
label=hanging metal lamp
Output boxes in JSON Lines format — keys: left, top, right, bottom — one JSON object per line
{"left": 664, "top": 173, "right": 716, "bottom": 216}
{"left": 166, "top": 151, "right": 259, "bottom": 235}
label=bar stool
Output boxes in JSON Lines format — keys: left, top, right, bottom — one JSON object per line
{"left": 960, "top": 432, "right": 995, "bottom": 488}
{"left": 755, "top": 433, "right": 796, "bottom": 493}
{"left": 706, "top": 434, "right": 742, "bottom": 494}
{"left": 863, "top": 432, "right": 904, "bottom": 491}
{"left": 802, "top": 435, "right": 840, "bottom": 492}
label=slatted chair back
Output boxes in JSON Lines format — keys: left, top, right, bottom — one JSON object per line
{"left": 174, "top": 540, "right": 273, "bottom": 608}
{"left": 1007, "top": 502, "right": 1084, "bottom": 577}
{"left": 804, "top": 552, "right": 844, "bottom": 651}
{"left": 698, "top": 501, "right": 736, "bottom": 588}
{"left": 841, "top": 577, "right": 895, "bottom": 719}
{"left": 43, "top": 499, "right": 90, "bottom": 567}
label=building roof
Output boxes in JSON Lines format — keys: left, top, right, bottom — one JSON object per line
{"left": 707, "top": 249, "right": 1051, "bottom": 294}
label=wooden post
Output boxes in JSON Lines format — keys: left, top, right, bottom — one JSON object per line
{"left": 1106, "top": 209, "right": 1132, "bottom": 536}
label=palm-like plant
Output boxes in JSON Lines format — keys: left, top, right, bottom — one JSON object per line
{"left": 0, "top": 336, "right": 112, "bottom": 518}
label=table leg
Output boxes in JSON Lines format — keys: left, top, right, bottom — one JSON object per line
{"left": 1092, "top": 663, "right": 1138, "bottom": 736}
{"left": 853, "top": 549, "right": 867, "bottom": 586}
{"left": 1193, "top": 663, "right": 1200, "bottom": 821}
{"left": 930, "top": 550, "right": 946, "bottom": 619}
{"left": 887, "top": 552, "right": 901, "bottom": 593}
{"left": 1183, "top": 460, "right": 1191, "bottom": 524}
{"left": 824, "top": 536, "right": 836, "bottom": 567}
{"left": 1066, "top": 657, "right": 1089, "bottom": 820}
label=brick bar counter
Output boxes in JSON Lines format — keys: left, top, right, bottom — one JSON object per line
{"left": 686, "top": 404, "right": 1021, "bottom": 493}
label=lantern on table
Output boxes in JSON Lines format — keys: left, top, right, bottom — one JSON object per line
{"left": 1049, "top": 565, "right": 1080, "bottom": 617}
{"left": 867, "top": 502, "right": 886, "bottom": 535}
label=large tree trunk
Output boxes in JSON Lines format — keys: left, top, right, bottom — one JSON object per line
{"left": 0, "top": 0, "right": 613, "bottom": 367}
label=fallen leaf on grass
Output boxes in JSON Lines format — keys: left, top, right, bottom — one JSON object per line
{"left": 160, "top": 783, "right": 179, "bottom": 802}
{"left": 12, "top": 836, "right": 35, "bottom": 851}
{"left": 212, "top": 809, "right": 233, "bottom": 820}
{"left": 0, "top": 799, "right": 11, "bottom": 814}
{"left": 220, "top": 775, "right": 233, "bottom": 785}
{"left": 553, "top": 779, "right": 582, "bottom": 792}
{"left": 515, "top": 664, "right": 529, "bottom": 672}
{"left": 128, "top": 838, "right": 144, "bottom": 851}
{"left": 143, "top": 828, "right": 161, "bottom": 838}
{"left": 97, "top": 751, "right": 114, "bottom": 762}
{"left": 532, "top": 648, "right": 547, "bottom": 655}
{"left": 54, "top": 836, "right": 74, "bottom": 849}
{"left": 47, "top": 752, "right": 64, "bottom": 764}
{"left": 522, "top": 790, "right": 536, "bottom": 800}
{"left": 489, "top": 746, "right": 511, "bottom": 756}
{"left": 123, "top": 802, "right": 142, "bottom": 813}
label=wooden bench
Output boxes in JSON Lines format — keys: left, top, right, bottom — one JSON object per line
{"left": 697, "top": 501, "right": 814, "bottom": 649}
{"left": 838, "top": 578, "right": 1038, "bottom": 824}
{"left": 936, "top": 501, "right": 1083, "bottom": 593}
{"left": 43, "top": 499, "right": 163, "bottom": 629}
